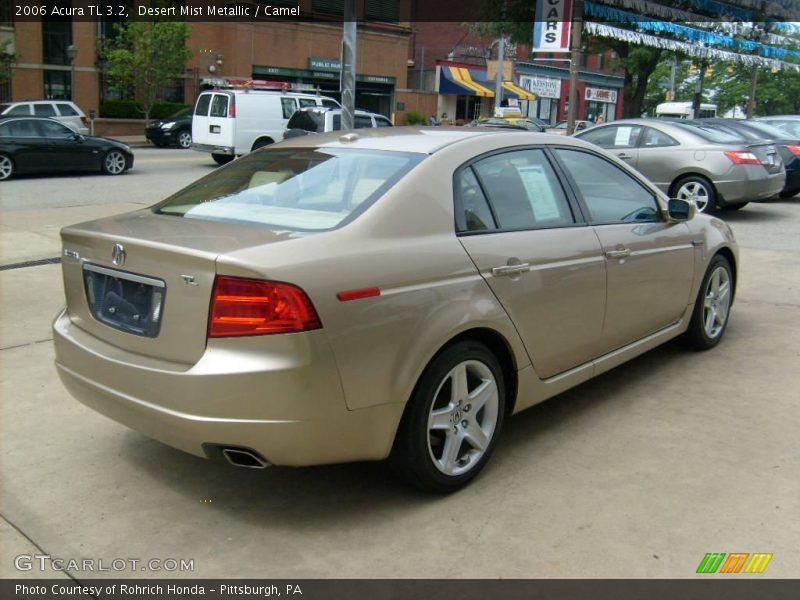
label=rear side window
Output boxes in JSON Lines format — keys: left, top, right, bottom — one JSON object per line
{"left": 37, "top": 120, "right": 74, "bottom": 137}
{"left": 375, "top": 117, "right": 393, "bottom": 127}
{"left": 555, "top": 149, "right": 660, "bottom": 224}
{"left": 641, "top": 127, "right": 679, "bottom": 147}
{"left": 34, "top": 104, "right": 57, "bottom": 117}
{"left": 354, "top": 115, "right": 373, "bottom": 129}
{"left": 155, "top": 148, "right": 425, "bottom": 231}
{"left": 471, "top": 149, "right": 575, "bottom": 230}
{"left": 281, "top": 98, "right": 298, "bottom": 119}
{"left": 286, "top": 110, "right": 322, "bottom": 133}
{"left": 298, "top": 98, "right": 318, "bottom": 109}
{"left": 581, "top": 125, "right": 640, "bottom": 148}
{"left": 7, "top": 104, "right": 31, "bottom": 116}
{"left": 0, "top": 120, "right": 40, "bottom": 137}
{"left": 209, "top": 94, "right": 229, "bottom": 117}
{"left": 455, "top": 168, "right": 495, "bottom": 232}
{"left": 56, "top": 103, "right": 79, "bottom": 116}
{"left": 195, "top": 94, "right": 212, "bottom": 116}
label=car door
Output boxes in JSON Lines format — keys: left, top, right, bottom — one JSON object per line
{"left": 553, "top": 147, "right": 696, "bottom": 353}
{"left": 456, "top": 148, "right": 607, "bottom": 379}
{"left": 0, "top": 119, "right": 50, "bottom": 173}
{"left": 634, "top": 126, "right": 684, "bottom": 190}
{"left": 579, "top": 124, "right": 641, "bottom": 167}
{"left": 36, "top": 119, "right": 96, "bottom": 171}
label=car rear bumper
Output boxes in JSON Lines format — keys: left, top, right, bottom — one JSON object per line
{"left": 715, "top": 169, "right": 785, "bottom": 205}
{"left": 191, "top": 143, "right": 234, "bottom": 155}
{"left": 52, "top": 310, "right": 402, "bottom": 467}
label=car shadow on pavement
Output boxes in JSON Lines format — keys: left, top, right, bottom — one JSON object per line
{"left": 115, "top": 340, "right": 687, "bottom": 528}
{"left": 715, "top": 207, "right": 787, "bottom": 222}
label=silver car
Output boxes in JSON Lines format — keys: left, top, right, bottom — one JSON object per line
{"left": 576, "top": 119, "right": 785, "bottom": 212}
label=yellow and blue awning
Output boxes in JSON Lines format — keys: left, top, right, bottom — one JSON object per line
{"left": 502, "top": 81, "right": 536, "bottom": 100}
{"left": 439, "top": 66, "right": 495, "bottom": 97}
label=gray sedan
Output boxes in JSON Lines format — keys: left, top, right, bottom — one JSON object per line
{"left": 576, "top": 119, "right": 785, "bottom": 212}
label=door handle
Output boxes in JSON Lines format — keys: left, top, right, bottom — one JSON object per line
{"left": 491, "top": 263, "right": 531, "bottom": 277}
{"left": 605, "top": 248, "right": 631, "bottom": 259}
{"left": 616, "top": 152, "right": 632, "bottom": 159}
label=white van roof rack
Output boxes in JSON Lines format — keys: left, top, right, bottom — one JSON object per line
{"left": 201, "top": 78, "right": 321, "bottom": 94}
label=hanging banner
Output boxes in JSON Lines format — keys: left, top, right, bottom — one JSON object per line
{"left": 533, "top": 0, "right": 573, "bottom": 53}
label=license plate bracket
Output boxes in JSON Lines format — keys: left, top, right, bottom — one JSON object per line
{"left": 82, "top": 264, "right": 166, "bottom": 337}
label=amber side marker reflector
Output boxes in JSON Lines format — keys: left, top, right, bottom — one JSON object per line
{"left": 337, "top": 287, "right": 381, "bottom": 302}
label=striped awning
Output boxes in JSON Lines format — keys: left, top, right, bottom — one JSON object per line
{"left": 502, "top": 81, "right": 536, "bottom": 101}
{"left": 439, "top": 66, "right": 495, "bottom": 97}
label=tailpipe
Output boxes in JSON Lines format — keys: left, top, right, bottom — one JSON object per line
{"left": 221, "top": 448, "right": 271, "bottom": 469}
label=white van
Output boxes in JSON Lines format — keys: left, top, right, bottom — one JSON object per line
{"left": 655, "top": 101, "right": 717, "bottom": 119}
{"left": 191, "top": 87, "right": 340, "bottom": 164}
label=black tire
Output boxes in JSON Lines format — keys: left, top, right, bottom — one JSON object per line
{"left": 672, "top": 175, "right": 717, "bottom": 213}
{"left": 681, "top": 254, "right": 734, "bottom": 351}
{"left": 390, "top": 341, "right": 506, "bottom": 493}
{"left": 176, "top": 130, "right": 192, "bottom": 149}
{"left": 101, "top": 150, "right": 128, "bottom": 175}
{"left": 212, "top": 153, "right": 234, "bottom": 166}
{"left": 0, "top": 153, "right": 14, "bottom": 181}
{"left": 721, "top": 202, "right": 748, "bottom": 211}
{"left": 779, "top": 188, "right": 799, "bottom": 198}
{"left": 251, "top": 138, "right": 273, "bottom": 151}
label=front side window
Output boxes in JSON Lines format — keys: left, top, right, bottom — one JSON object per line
{"left": 555, "top": 149, "right": 660, "bottom": 224}
{"left": 155, "top": 148, "right": 424, "bottom": 231}
{"left": 37, "top": 120, "right": 74, "bottom": 137}
{"left": 281, "top": 98, "right": 298, "bottom": 119}
{"left": 581, "top": 125, "right": 641, "bottom": 149}
{"left": 209, "top": 94, "right": 229, "bottom": 118}
{"left": 472, "top": 149, "right": 575, "bottom": 230}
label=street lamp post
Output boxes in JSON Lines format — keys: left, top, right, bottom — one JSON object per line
{"left": 66, "top": 44, "right": 78, "bottom": 101}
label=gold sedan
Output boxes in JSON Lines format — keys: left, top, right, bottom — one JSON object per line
{"left": 53, "top": 128, "right": 738, "bottom": 492}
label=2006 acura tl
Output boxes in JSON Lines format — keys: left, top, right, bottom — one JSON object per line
{"left": 53, "top": 128, "right": 738, "bottom": 492}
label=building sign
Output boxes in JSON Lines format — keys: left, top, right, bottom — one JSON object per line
{"left": 309, "top": 57, "right": 341, "bottom": 71}
{"left": 585, "top": 87, "right": 618, "bottom": 103}
{"left": 519, "top": 75, "right": 562, "bottom": 99}
{"left": 533, "top": 0, "right": 573, "bottom": 52}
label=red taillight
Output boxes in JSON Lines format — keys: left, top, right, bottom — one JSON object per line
{"left": 724, "top": 151, "right": 761, "bottom": 165}
{"left": 228, "top": 98, "right": 236, "bottom": 118}
{"left": 786, "top": 145, "right": 800, "bottom": 156}
{"left": 208, "top": 276, "right": 321, "bottom": 337}
{"left": 81, "top": 116, "right": 89, "bottom": 126}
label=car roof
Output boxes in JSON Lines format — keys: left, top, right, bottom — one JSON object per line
{"left": 0, "top": 115, "right": 65, "bottom": 123}
{"left": 276, "top": 126, "right": 590, "bottom": 154}
{"left": 296, "top": 106, "right": 379, "bottom": 117}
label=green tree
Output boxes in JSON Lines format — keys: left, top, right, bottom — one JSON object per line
{"left": 590, "top": 38, "right": 662, "bottom": 118}
{"left": 101, "top": 20, "right": 192, "bottom": 121}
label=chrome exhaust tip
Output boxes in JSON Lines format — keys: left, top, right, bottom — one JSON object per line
{"left": 221, "top": 448, "right": 271, "bottom": 469}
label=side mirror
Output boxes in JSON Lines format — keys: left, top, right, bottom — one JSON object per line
{"left": 667, "top": 198, "right": 696, "bottom": 222}
{"left": 69, "top": 132, "right": 85, "bottom": 143}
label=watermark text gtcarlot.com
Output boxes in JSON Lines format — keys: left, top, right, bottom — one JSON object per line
{"left": 15, "top": 554, "right": 194, "bottom": 573}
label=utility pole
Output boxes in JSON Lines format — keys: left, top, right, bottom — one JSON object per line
{"left": 747, "top": 66, "right": 758, "bottom": 118}
{"left": 341, "top": 0, "right": 357, "bottom": 131}
{"left": 494, "top": 36, "right": 505, "bottom": 116}
{"left": 566, "top": 0, "right": 584, "bottom": 135}
{"left": 692, "top": 62, "right": 707, "bottom": 119}
{"left": 669, "top": 57, "right": 677, "bottom": 101}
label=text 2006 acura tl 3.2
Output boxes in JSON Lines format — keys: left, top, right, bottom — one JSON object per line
{"left": 53, "top": 128, "right": 737, "bottom": 492}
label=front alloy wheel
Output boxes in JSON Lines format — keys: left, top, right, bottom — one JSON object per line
{"left": 391, "top": 341, "right": 505, "bottom": 492}
{"left": 177, "top": 131, "right": 192, "bottom": 149}
{"left": 682, "top": 255, "right": 733, "bottom": 350}
{"left": 0, "top": 154, "right": 13, "bottom": 180}
{"left": 103, "top": 150, "right": 127, "bottom": 175}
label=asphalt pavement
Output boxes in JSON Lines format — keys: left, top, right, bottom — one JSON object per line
{"left": 0, "top": 148, "right": 798, "bottom": 579}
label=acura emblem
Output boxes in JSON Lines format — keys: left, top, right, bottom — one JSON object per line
{"left": 111, "top": 243, "right": 126, "bottom": 267}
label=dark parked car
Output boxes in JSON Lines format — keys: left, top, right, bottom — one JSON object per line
{"left": 697, "top": 118, "right": 800, "bottom": 197}
{"left": 145, "top": 107, "right": 193, "bottom": 149}
{"left": 0, "top": 117, "right": 133, "bottom": 181}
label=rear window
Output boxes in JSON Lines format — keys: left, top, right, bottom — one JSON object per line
{"left": 56, "top": 103, "right": 79, "bottom": 116}
{"left": 741, "top": 121, "right": 793, "bottom": 140}
{"left": 154, "top": 148, "right": 424, "bottom": 231}
{"left": 676, "top": 123, "right": 745, "bottom": 143}
{"left": 209, "top": 94, "right": 229, "bottom": 117}
{"left": 195, "top": 94, "right": 212, "bottom": 116}
{"left": 287, "top": 110, "right": 323, "bottom": 133}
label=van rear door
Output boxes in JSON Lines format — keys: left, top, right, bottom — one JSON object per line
{"left": 192, "top": 92, "right": 234, "bottom": 153}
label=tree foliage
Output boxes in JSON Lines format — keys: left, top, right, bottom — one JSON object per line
{"left": 101, "top": 20, "right": 192, "bottom": 120}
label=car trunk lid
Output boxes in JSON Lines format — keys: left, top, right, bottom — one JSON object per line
{"left": 60, "top": 210, "right": 298, "bottom": 365}
{"left": 746, "top": 141, "right": 784, "bottom": 174}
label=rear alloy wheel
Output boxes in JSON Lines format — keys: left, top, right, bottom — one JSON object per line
{"left": 102, "top": 150, "right": 127, "bottom": 175}
{"left": 177, "top": 130, "right": 192, "bottom": 149}
{"left": 212, "top": 153, "right": 234, "bottom": 166}
{"left": 0, "top": 153, "right": 13, "bottom": 181}
{"left": 391, "top": 341, "right": 505, "bottom": 492}
{"left": 682, "top": 255, "right": 733, "bottom": 350}
{"left": 674, "top": 176, "right": 716, "bottom": 213}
